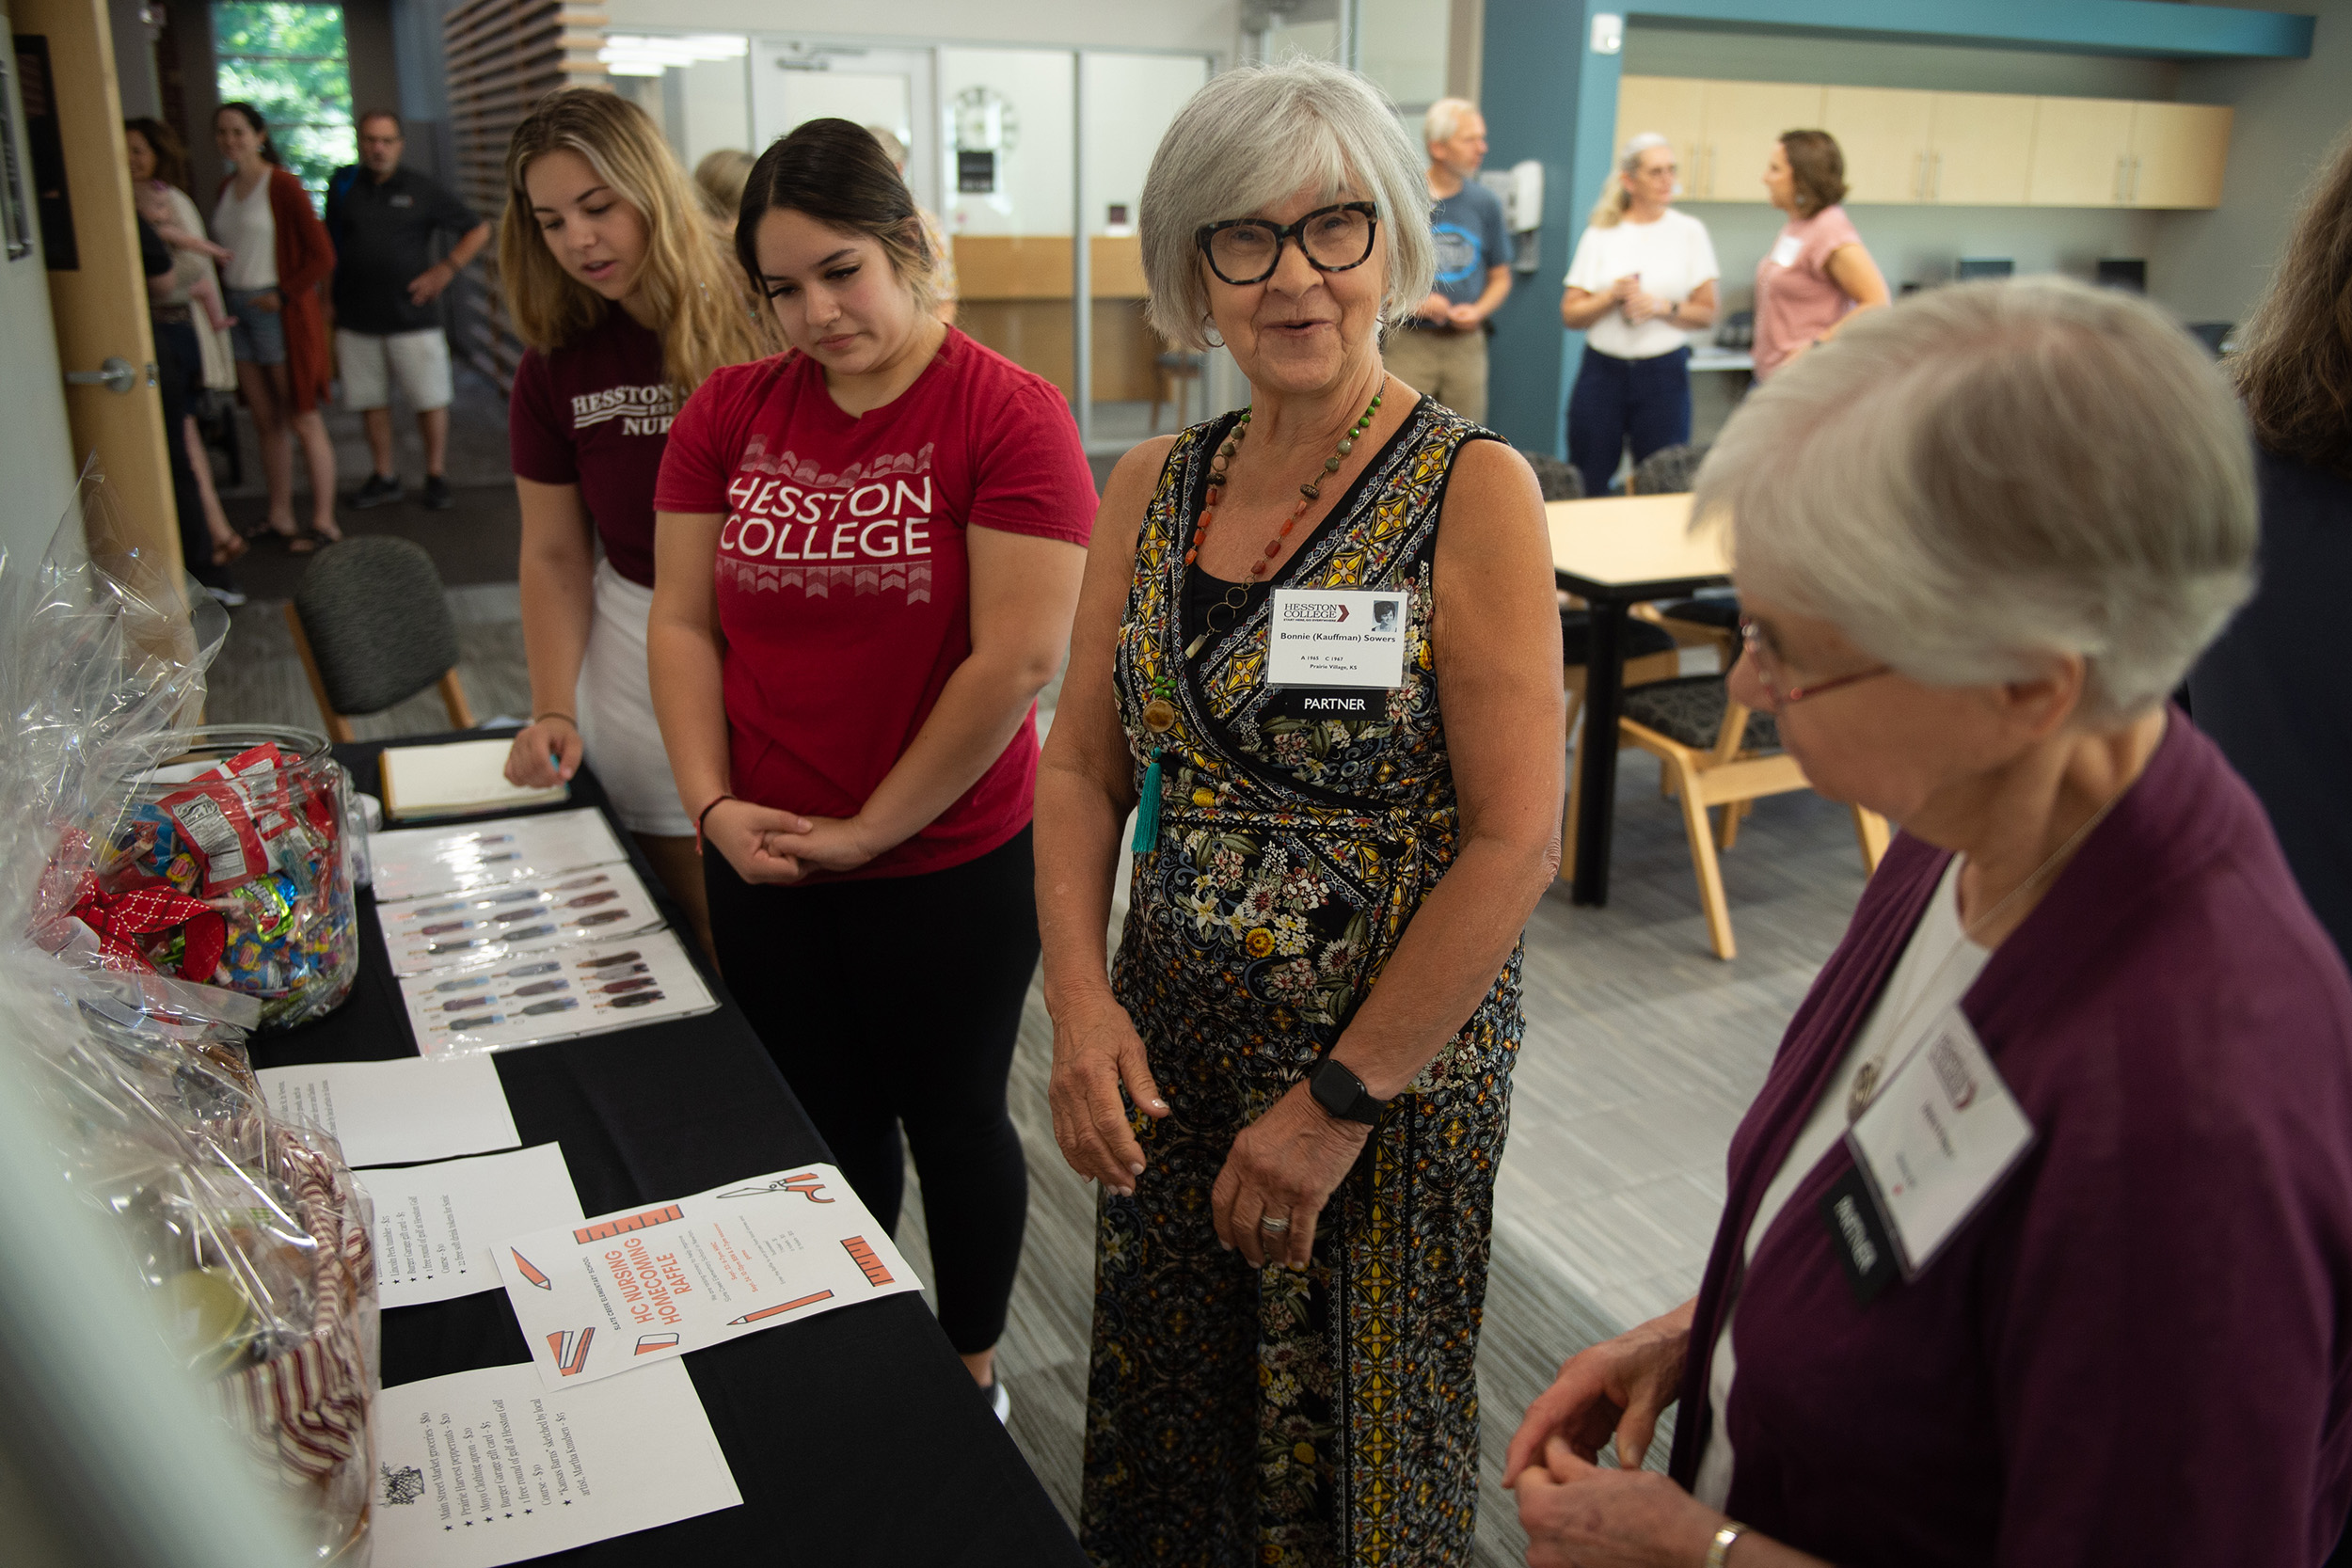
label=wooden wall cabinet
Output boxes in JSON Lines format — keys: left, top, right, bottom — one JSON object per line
{"left": 1619, "top": 75, "right": 2231, "bottom": 211}
{"left": 2025, "top": 98, "right": 2231, "bottom": 207}
{"left": 1612, "top": 75, "right": 1822, "bottom": 201}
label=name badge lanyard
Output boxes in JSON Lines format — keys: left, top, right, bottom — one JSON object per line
{"left": 1829, "top": 794, "right": 2120, "bottom": 1290}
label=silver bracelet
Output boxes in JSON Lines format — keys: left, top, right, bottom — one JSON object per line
{"left": 1706, "top": 1522, "right": 1748, "bottom": 1568}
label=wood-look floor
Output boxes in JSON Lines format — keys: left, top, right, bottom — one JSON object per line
{"left": 206, "top": 581, "right": 1869, "bottom": 1565}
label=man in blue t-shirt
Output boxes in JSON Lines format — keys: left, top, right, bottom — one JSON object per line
{"left": 1387, "top": 98, "right": 1511, "bottom": 424}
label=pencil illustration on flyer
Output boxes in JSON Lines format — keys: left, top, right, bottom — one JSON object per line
{"left": 494, "top": 1162, "right": 922, "bottom": 1387}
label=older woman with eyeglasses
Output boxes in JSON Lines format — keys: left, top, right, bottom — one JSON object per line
{"left": 1036, "top": 58, "right": 1564, "bottom": 1567}
{"left": 1504, "top": 278, "right": 2352, "bottom": 1568}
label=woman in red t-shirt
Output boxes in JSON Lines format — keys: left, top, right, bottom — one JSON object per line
{"left": 497, "top": 90, "right": 770, "bottom": 950}
{"left": 651, "top": 119, "right": 1095, "bottom": 1414}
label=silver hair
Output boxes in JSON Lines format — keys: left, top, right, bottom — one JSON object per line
{"left": 1590, "top": 132, "right": 1675, "bottom": 227}
{"left": 1424, "top": 96, "right": 1479, "bottom": 148}
{"left": 1696, "top": 277, "right": 2256, "bottom": 727}
{"left": 1139, "top": 59, "right": 1436, "bottom": 353}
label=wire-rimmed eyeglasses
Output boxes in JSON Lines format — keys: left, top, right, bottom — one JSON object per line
{"left": 1739, "top": 617, "right": 1893, "bottom": 713}
{"left": 1196, "top": 201, "right": 1379, "bottom": 286}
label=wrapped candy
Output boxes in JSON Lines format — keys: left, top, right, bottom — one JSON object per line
{"left": 94, "top": 729, "right": 360, "bottom": 1028}
{"left": 3, "top": 480, "right": 378, "bottom": 1560}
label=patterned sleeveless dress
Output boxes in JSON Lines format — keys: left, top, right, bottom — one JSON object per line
{"left": 1081, "top": 399, "right": 1524, "bottom": 1567}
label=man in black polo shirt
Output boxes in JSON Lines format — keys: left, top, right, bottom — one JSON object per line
{"left": 326, "top": 110, "right": 490, "bottom": 511}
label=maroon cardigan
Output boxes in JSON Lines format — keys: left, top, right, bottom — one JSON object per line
{"left": 218, "top": 166, "right": 336, "bottom": 414}
{"left": 1669, "top": 712, "right": 2352, "bottom": 1565}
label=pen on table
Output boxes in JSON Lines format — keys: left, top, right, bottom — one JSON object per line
{"left": 726, "top": 1289, "right": 834, "bottom": 1325}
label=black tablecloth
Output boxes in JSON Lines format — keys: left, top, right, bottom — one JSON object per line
{"left": 247, "top": 738, "right": 1086, "bottom": 1567}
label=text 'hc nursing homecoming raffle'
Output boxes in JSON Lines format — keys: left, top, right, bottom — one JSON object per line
{"left": 496, "top": 1164, "right": 922, "bottom": 1387}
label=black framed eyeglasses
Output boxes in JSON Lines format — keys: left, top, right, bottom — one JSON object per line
{"left": 1196, "top": 201, "right": 1379, "bottom": 286}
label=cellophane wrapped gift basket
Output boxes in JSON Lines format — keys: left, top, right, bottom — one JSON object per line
{"left": 0, "top": 486, "right": 379, "bottom": 1562}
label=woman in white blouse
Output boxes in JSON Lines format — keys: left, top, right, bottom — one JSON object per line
{"left": 1559, "top": 133, "right": 1720, "bottom": 499}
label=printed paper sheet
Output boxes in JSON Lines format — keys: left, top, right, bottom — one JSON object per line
{"left": 496, "top": 1164, "right": 922, "bottom": 1386}
{"left": 369, "top": 808, "right": 628, "bottom": 903}
{"left": 256, "top": 1053, "right": 518, "bottom": 1167}
{"left": 402, "top": 930, "right": 718, "bottom": 1056}
{"left": 379, "top": 859, "right": 665, "bottom": 977}
{"left": 358, "top": 1143, "right": 584, "bottom": 1308}
{"left": 370, "top": 1359, "right": 739, "bottom": 1568}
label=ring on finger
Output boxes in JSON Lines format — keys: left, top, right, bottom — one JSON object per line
{"left": 1259, "top": 1212, "right": 1292, "bottom": 1233}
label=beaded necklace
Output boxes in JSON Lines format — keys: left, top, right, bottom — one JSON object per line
{"left": 1132, "top": 386, "right": 1386, "bottom": 854}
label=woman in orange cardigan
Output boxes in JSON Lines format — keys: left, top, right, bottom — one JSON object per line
{"left": 213, "top": 102, "right": 341, "bottom": 549}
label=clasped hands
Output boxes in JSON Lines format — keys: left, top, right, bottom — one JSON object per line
{"left": 1609, "top": 275, "right": 1672, "bottom": 325}
{"left": 1504, "top": 1306, "right": 1746, "bottom": 1568}
{"left": 1416, "top": 292, "right": 1486, "bottom": 331}
{"left": 1046, "top": 993, "right": 1369, "bottom": 1270}
{"left": 702, "top": 798, "right": 881, "bottom": 883}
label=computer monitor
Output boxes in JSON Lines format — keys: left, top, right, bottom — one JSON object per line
{"left": 1954, "top": 259, "right": 2014, "bottom": 280}
{"left": 2097, "top": 259, "right": 2148, "bottom": 293}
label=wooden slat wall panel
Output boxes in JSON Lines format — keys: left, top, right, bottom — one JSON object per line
{"left": 440, "top": 0, "right": 608, "bottom": 393}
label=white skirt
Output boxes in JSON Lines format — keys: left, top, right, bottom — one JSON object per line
{"left": 576, "top": 559, "right": 694, "bottom": 837}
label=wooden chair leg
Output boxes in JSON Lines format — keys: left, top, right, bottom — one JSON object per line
{"left": 1718, "top": 796, "right": 1751, "bottom": 853}
{"left": 1560, "top": 727, "right": 1584, "bottom": 883}
{"left": 281, "top": 602, "right": 357, "bottom": 744}
{"left": 1852, "top": 806, "right": 1890, "bottom": 874}
{"left": 437, "top": 668, "right": 477, "bottom": 730}
{"left": 1672, "top": 753, "right": 1737, "bottom": 959}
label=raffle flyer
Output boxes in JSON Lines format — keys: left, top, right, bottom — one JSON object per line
{"left": 495, "top": 1164, "right": 923, "bottom": 1387}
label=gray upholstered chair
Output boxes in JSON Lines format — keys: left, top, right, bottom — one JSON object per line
{"left": 285, "top": 536, "right": 475, "bottom": 742}
{"left": 1627, "top": 441, "right": 1707, "bottom": 497}
{"left": 1523, "top": 451, "right": 1585, "bottom": 502}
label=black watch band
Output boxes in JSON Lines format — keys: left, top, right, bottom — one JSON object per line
{"left": 1310, "top": 1056, "right": 1387, "bottom": 1126}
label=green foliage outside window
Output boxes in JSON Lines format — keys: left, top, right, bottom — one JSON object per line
{"left": 212, "top": 2, "right": 356, "bottom": 201}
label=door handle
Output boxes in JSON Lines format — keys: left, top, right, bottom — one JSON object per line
{"left": 1931, "top": 151, "right": 1942, "bottom": 200}
{"left": 2129, "top": 154, "right": 2141, "bottom": 203}
{"left": 2114, "top": 155, "right": 2127, "bottom": 203}
{"left": 64, "top": 356, "right": 151, "bottom": 395}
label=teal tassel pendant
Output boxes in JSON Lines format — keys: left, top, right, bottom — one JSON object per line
{"left": 1132, "top": 752, "right": 1164, "bottom": 854}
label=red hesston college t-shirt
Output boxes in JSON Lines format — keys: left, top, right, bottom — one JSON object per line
{"left": 509, "top": 309, "right": 675, "bottom": 588}
{"left": 654, "top": 328, "right": 1096, "bottom": 880}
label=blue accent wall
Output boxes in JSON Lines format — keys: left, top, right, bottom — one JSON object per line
{"left": 1475, "top": 0, "right": 2317, "bottom": 454}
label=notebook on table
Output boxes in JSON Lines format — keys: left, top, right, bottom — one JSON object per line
{"left": 380, "top": 736, "right": 570, "bottom": 821}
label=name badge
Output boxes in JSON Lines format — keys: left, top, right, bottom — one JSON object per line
{"left": 1841, "top": 1006, "right": 2034, "bottom": 1283}
{"left": 389, "top": 193, "right": 415, "bottom": 208}
{"left": 1770, "top": 233, "right": 1803, "bottom": 269}
{"left": 1266, "top": 589, "right": 1408, "bottom": 690}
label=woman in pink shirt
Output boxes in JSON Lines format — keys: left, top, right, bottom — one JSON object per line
{"left": 1751, "top": 130, "right": 1889, "bottom": 379}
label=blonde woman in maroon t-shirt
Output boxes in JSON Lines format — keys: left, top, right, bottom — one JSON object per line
{"left": 496, "top": 90, "right": 769, "bottom": 953}
{"left": 648, "top": 119, "right": 1096, "bottom": 1418}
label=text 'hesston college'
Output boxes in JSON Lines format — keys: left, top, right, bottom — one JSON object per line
{"left": 721, "top": 474, "right": 937, "bottom": 562}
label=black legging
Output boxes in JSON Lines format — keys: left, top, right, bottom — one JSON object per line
{"left": 704, "top": 825, "right": 1036, "bottom": 1354}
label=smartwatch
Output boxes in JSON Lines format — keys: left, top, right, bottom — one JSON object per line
{"left": 1310, "top": 1057, "right": 1387, "bottom": 1126}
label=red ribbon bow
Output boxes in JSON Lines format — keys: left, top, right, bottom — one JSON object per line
{"left": 68, "top": 882, "right": 228, "bottom": 982}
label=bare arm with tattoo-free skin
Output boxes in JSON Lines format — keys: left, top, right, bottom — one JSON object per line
{"left": 503, "top": 477, "right": 596, "bottom": 786}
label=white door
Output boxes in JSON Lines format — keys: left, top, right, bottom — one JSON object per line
{"left": 750, "top": 41, "right": 938, "bottom": 213}
{"left": 0, "top": 19, "right": 95, "bottom": 569}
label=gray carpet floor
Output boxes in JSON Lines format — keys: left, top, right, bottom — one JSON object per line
{"left": 201, "top": 562, "right": 1865, "bottom": 1568}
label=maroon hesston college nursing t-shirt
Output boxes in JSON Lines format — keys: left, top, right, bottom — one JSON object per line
{"left": 654, "top": 329, "right": 1096, "bottom": 880}
{"left": 509, "top": 309, "right": 674, "bottom": 588}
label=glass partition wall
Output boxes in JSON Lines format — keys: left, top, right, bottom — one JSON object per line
{"left": 607, "top": 33, "right": 1221, "bottom": 452}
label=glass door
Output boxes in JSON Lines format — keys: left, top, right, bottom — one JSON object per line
{"left": 750, "top": 41, "right": 939, "bottom": 212}
{"left": 1078, "top": 52, "right": 1211, "bottom": 451}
